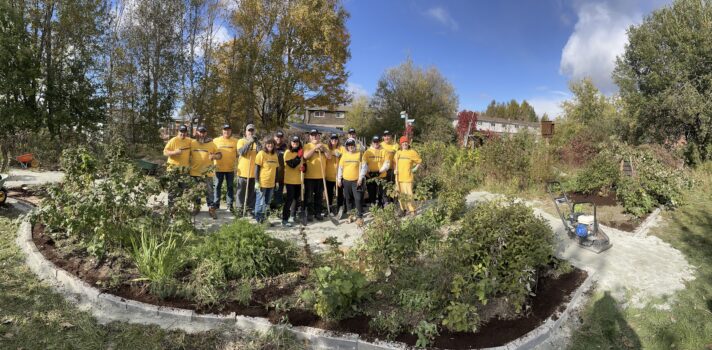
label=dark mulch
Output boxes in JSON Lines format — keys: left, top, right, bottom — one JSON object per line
{"left": 32, "top": 223, "right": 588, "bottom": 349}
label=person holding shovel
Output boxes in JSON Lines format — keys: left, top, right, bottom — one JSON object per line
{"left": 282, "top": 136, "right": 303, "bottom": 227}
{"left": 253, "top": 139, "right": 279, "bottom": 224}
{"left": 163, "top": 124, "right": 193, "bottom": 207}
{"left": 236, "top": 124, "right": 261, "bottom": 216}
{"left": 363, "top": 135, "right": 390, "bottom": 208}
{"left": 325, "top": 133, "right": 345, "bottom": 216}
{"left": 190, "top": 126, "right": 221, "bottom": 219}
{"left": 381, "top": 130, "right": 398, "bottom": 204}
{"left": 303, "top": 129, "right": 331, "bottom": 222}
{"left": 394, "top": 136, "right": 422, "bottom": 217}
{"left": 337, "top": 138, "right": 367, "bottom": 225}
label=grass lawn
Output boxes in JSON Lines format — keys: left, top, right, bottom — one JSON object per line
{"left": 0, "top": 207, "right": 304, "bottom": 350}
{"left": 570, "top": 165, "right": 712, "bottom": 350}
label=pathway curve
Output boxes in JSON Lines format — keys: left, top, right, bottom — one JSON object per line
{"left": 1, "top": 168, "right": 64, "bottom": 189}
{"left": 466, "top": 191, "right": 695, "bottom": 309}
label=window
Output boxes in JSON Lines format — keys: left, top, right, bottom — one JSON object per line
{"left": 336, "top": 112, "right": 345, "bottom": 119}
{"left": 490, "top": 122, "right": 496, "bottom": 128}
{"left": 313, "top": 110, "right": 325, "bottom": 118}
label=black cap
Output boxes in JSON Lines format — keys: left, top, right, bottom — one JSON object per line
{"left": 372, "top": 135, "right": 381, "bottom": 142}
{"left": 330, "top": 133, "right": 338, "bottom": 139}
{"left": 197, "top": 126, "right": 208, "bottom": 132}
{"left": 178, "top": 125, "right": 188, "bottom": 132}
{"left": 345, "top": 138, "right": 356, "bottom": 145}
{"left": 276, "top": 131, "right": 284, "bottom": 137}
{"left": 291, "top": 135, "right": 300, "bottom": 142}
{"left": 383, "top": 130, "right": 391, "bottom": 135}
{"left": 348, "top": 128, "right": 356, "bottom": 133}
{"left": 309, "top": 129, "right": 320, "bottom": 135}
{"left": 222, "top": 124, "right": 231, "bottom": 129}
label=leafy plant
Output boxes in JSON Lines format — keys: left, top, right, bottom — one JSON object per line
{"left": 566, "top": 152, "right": 620, "bottom": 194}
{"left": 442, "top": 302, "right": 480, "bottom": 332}
{"left": 186, "top": 259, "right": 227, "bottom": 308}
{"left": 369, "top": 311, "right": 404, "bottom": 340}
{"left": 412, "top": 320, "right": 439, "bottom": 348}
{"left": 312, "top": 266, "right": 368, "bottom": 320}
{"left": 130, "top": 231, "right": 184, "bottom": 298}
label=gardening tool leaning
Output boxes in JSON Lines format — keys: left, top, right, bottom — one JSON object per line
{"left": 546, "top": 181, "right": 612, "bottom": 254}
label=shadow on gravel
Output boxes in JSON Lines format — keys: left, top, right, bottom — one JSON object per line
{"left": 570, "top": 291, "right": 642, "bottom": 350}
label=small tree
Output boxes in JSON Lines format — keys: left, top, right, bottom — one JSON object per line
{"left": 456, "top": 110, "right": 478, "bottom": 147}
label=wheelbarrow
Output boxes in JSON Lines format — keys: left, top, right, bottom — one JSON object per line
{"left": 15, "top": 153, "right": 39, "bottom": 169}
{"left": 134, "top": 159, "right": 160, "bottom": 175}
{"left": 0, "top": 174, "right": 7, "bottom": 205}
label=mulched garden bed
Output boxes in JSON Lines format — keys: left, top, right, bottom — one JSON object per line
{"left": 568, "top": 191, "right": 649, "bottom": 232}
{"left": 32, "top": 223, "right": 587, "bottom": 349}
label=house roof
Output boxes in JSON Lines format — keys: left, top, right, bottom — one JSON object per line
{"left": 477, "top": 116, "right": 540, "bottom": 128}
{"left": 305, "top": 105, "right": 352, "bottom": 113}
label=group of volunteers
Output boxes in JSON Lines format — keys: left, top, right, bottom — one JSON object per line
{"left": 163, "top": 122, "right": 422, "bottom": 226}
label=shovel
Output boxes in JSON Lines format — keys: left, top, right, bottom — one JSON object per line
{"left": 300, "top": 171, "right": 308, "bottom": 226}
{"left": 318, "top": 150, "right": 340, "bottom": 226}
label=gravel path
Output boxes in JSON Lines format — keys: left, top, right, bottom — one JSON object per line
{"left": 1, "top": 168, "right": 65, "bottom": 189}
{"left": 466, "top": 191, "right": 695, "bottom": 308}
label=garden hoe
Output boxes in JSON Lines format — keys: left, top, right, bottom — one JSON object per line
{"left": 546, "top": 181, "right": 612, "bottom": 254}
{"left": 318, "top": 150, "right": 339, "bottom": 226}
{"left": 300, "top": 171, "right": 308, "bottom": 226}
{"left": 243, "top": 147, "right": 255, "bottom": 219}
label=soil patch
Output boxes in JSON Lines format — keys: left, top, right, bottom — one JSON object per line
{"left": 567, "top": 191, "right": 649, "bottom": 233}
{"left": 8, "top": 186, "right": 45, "bottom": 206}
{"left": 32, "top": 224, "right": 587, "bottom": 349}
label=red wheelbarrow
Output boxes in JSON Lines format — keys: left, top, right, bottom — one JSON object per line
{"left": 15, "top": 153, "right": 39, "bottom": 169}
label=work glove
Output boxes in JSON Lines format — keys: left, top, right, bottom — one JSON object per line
{"left": 334, "top": 151, "right": 342, "bottom": 158}
{"left": 254, "top": 182, "right": 261, "bottom": 191}
{"left": 298, "top": 149, "right": 304, "bottom": 158}
{"left": 300, "top": 164, "right": 306, "bottom": 173}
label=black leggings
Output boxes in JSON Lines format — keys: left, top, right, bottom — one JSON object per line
{"left": 342, "top": 180, "right": 364, "bottom": 218}
{"left": 282, "top": 184, "right": 301, "bottom": 221}
{"left": 366, "top": 176, "right": 384, "bottom": 208}
{"left": 304, "top": 178, "right": 324, "bottom": 216}
{"left": 326, "top": 180, "right": 344, "bottom": 210}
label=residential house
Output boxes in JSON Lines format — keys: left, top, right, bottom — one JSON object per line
{"left": 302, "top": 105, "right": 350, "bottom": 130}
{"left": 474, "top": 116, "right": 540, "bottom": 135}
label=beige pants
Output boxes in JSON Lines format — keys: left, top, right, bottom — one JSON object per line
{"left": 398, "top": 181, "right": 416, "bottom": 213}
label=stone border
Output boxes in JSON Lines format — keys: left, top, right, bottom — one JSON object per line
{"left": 633, "top": 207, "right": 663, "bottom": 237}
{"left": 13, "top": 200, "right": 596, "bottom": 350}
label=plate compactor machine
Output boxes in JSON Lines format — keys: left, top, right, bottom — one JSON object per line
{"left": 546, "top": 182, "right": 612, "bottom": 254}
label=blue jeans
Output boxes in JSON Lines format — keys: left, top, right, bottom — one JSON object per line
{"left": 254, "top": 187, "right": 275, "bottom": 222}
{"left": 193, "top": 176, "right": 215, "bottom": 207}
{"left": 213, "top": 172, "right": 235, "bottom": 209}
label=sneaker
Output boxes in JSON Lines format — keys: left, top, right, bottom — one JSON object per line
{"left": 208, "top": 207, "right": 217, "bottom": 219}
{"left": 282, "top": 220, "right": 292, "bottom": 227}
{"left": 314, "top": 214, "right": 324, "bottom": 221}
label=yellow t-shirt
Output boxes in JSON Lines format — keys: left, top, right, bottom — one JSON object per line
{"left": 283, "top": 150, "right": 302, "bottom": 185}
{"left": 236, "top": 138, "right": 258, "bottom": 178}
{"left": 254, "top": 150, "right": 279, "bottom": 188}
{"left": 303, "top": 142, "right": 326, "bottom": 180}
{"left": 364, "top": 147, "right": 387, "bottom": 178}
{"left": 164, "top": 136, "right": 193, "bottom": 170}
{"left": 212, "top": 136, "right": 238, "bottom": 172}
{"left": 382, "top": 141, "right": 398, "bottom": 169}
{"left": 190, "top": 140, "right": 217, "bottom": 177}
{"left": 395, "top": 149, "right": 422, "bottom": 183}
{"left": 325, "top": 145, "right": 345, "bottom": 182}
{"left": 339, "top": 151, "right": 362, "bottom": 182}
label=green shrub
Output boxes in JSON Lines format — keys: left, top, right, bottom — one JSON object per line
{"left": 444, "top": 200, "right": 554, "bottom": 313}
{"left": 566, "top": 152, "right": 620, "bottom": 194}
{"left": 442, "top": 301, "right": 480, "bottom": 332}
{"left": 369, "top": 311, "right": 404, "bottom": 340}
{"left": 412, "top": 320, "right": 439, "bottom": 348}
{"left": 130, "top": 231, "right": 184, "bottom": 299}
{"left": 357, "top": 205, "right": 437, "bottom": 276}
{"left": 312, "top": 266, "right": 368, "bottom": 320}
{"left": 187, "top": 259, "right": 227, "bottom": 308}
{"left": 478, "top": 132, "right": 536, "bottom": 189}
{"left": 191, "top": 220, "right": 297, "bottom": 280}
{"left": 415, "top": 141, "right": 480, "bottom": 199}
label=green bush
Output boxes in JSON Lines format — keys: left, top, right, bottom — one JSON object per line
{"left": 478, "top": 132, "right": 538, "bottom": 189}
{"left": 415, "top": 141, "right": 480, "bottom": 199}
{"left": 191, "top": 220, "right": 297, "bottom": 280}
{"left": 442, "top": 301, "right": 480, "bottom": 333}
{"left": 312, "top": 266, "right": 369, "bottom": 320}
{"left": 130, "top": 231, "right": 185, "bottom": 299}
{"left": 566, "top": 152, "right": 620, "bottom": 194}
{"left": 186, "top": 259, "right": 227, "bottom": 308}
{"left": 444, "top": 200, "right": 554, "bottom": 313}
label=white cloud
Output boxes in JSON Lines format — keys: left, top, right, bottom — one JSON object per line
{"left": 425, "top": 6, "right": 458, "bottom": 31}
{"left": 347, "top": 82, "right": 369, "bottom": 99}
{"left": 213, "top": 25, "right": 232, "bottom": 45}
{"left": 560, "top": 2, "right": 634, "bottom": 93}
{"left": 528, "top": 95, "right": 568, "bottom": 119}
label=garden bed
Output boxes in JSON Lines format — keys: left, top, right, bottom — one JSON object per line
{"left": 32, "top": 223, "right": 588, "bottom": 349}
{"left": 567, "top": 191, "right": 649, "bottom": 232}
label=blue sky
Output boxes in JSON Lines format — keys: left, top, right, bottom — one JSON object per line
{"left": 343, "top": 0, "right": 672, "bottom": 117}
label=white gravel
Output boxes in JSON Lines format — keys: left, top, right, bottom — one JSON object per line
{"left": 1, "top": 168, "right": 65, "bottom": 189}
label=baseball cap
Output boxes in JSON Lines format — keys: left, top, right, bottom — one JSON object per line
{"left": 345, "top": 138, "right": 356, "bottom": 145}
{"left": 348, "top": 128, "right": 356, "bottom": 133}
{"left": 309, "top": 129, "right": 320, "bottom": 135}
{"left": 372, "top": 135, "right": 381, "bottom": 142}
{"left": 399, "top": 136, "right": 409, "bottom": 144}
{"left": 197, "top": 126, "right": 208, "bottom": 132}
{"left": 330, "top": 133, "right": 339, "bottom": 139}
{"left": 245, "top": 124, "right": 255, "bottom": 131}
{"left": 222, "top": 124, "right": 231, "bottom": 129}
{"left": 383, "top": 130, "right": 391, "bottom": 135}
{"left": 291, "top": 135, "right": 300, "bottom": 142}
{"left": 276, "top": 131, "right": 284, "bottom": 137}
{"left": 178, "top": 125, "right": 188, "bottom": 132}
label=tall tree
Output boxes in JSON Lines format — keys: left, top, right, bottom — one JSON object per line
{"left": 483, "top": 99, "right": 538, "bottom": 122}
{"left": 212, "top": 0, "right": 351, "bottom": 130}
{"left": 615, "top": 0, "right": 712, "bottom": 164}
{"left": 370, "top": 59, "right": 458, "bottom": 142}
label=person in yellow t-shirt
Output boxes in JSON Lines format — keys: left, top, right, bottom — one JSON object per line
{"left": 394, "top": 136, "right": 422, "bottom": 216}
{"left": 281, "top": 136, "right": 303, "bottom": 227}
{"left": 236, "top": 124, "right": 261, "bottom": 215}
{"left": 303, "top": 129, "right": 331, "bottom": 222}
{"left": 325, "top": 133, "right": 345, "bottom": 216}
{"left": 190, "top": 126, "right": 221, "bottom": 219}
{"left": 212, "top": 124, "right": 238, "bottom": 211}
{"left": 363, "top": 135, "right": 390, "bottom": 208}
{"left": 163, "top": 124, "right": 193, "bottom": 207}
{"left": 337, "top": 138, "right": 367, "bottom": 224}
{"left": 381, "top": 130, "right": 399, "bottom": 204}
{"left": 253, "top": 139, "right": 279, "bottom": 223}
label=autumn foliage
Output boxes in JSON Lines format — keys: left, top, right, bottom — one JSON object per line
{"left": 456, "top": 110, "right": 478, "bottom": 145}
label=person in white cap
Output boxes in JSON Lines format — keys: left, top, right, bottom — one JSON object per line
{"left": 236, "top": 123, "right": 261, "bottom": 215}
{"left": 337, "top": 138, "right": 367, "bottom": 225}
